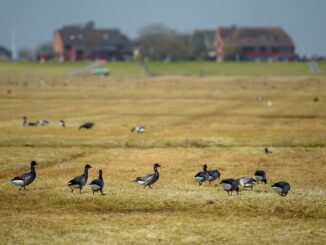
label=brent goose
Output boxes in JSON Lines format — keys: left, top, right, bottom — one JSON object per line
{"left": 133, "top": 163, "right": 160, "bottom": 188}
{"left": 68, "top": 164, "right": 92, "bottom": 193}
{"left": 265, "top": 147, "right": 273, "bottom": 154}
{"left": 219, "top": 178, "right": 239, "bottom": 195}
{"left": 131, "top": 126, "right": 146, "bottom": 133}
{"left": 254, "top": 170, "right": 267, "bottom": 184}
{"left": 239, "top": 176, "right": 256, "bottom": 190}
{"left": 89, "top": 169, "right": 105, "bottom": 195}
{"left": 58, "top": 120, "right": 66, "bottom": 128}
{"left": 194, "top": 164, "right": 209, "bottom": 186}
{"left": 271, "top": 181, "right": 291, "bottom": 196}
{"left": 23, "top": 116, "right": 37, "bottom": 127}
{"left": 79, "top": 122, "right": 95, "bottom": 130}
{"left": 207, "top": 168, "right": 221, "bottom": 185}
{"left": 11, "top": 161, "right": 37, "bottom": 190}
{"left": 37, "top": 120, "right": 49, "bottom": 126}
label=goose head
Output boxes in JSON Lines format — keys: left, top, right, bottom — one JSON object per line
{"left": 154, "top": 163, "right": 161, "bottom": 168}
{"left": 203, "top": 164, "right": 208, "bottom": 171}
{"left": 30, "top": 161, "right": 38, "bottom": 167}
{"left": 262, "top": 178, "right": 267, "bottom": 184}
{"left": 85, "top": 164, "right": 92, "bottom": 169}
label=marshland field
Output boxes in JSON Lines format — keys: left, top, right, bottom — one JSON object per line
{"left": 0, "top": 61, "right": 325, "bottom": 244}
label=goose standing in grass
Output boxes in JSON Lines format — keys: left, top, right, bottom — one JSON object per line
{"left": 254, "top": 170, "right": 267, "bottom": 184}
{"left": 271, "top": 181, "right": 291, "bottom": 196}
{"left": 264, "top": 147, "right": 273, "bottom": 154}
{"left": 22, "top": 116, "right": 37, "bottom": 127}
{"left": 58, "top": 120, "right": 66, "bottom": 128}
{"left": 37, "top": 119, "right": 49, "bottom": 126}
{"left": 89, "top": 169, "right": 105, "bottom": 195}
{"left": 79, "top": 122, "right": 95, "bottom": 130}
{"left": 131, "top": 126, "right": 146, "bottom": 133}
{"left": 193, "top": 164, "right": 209, "bottom": 186}
{"left": 219, "top": 178, "right": 239, "bottom": 195}
{"left": 133, "top": 163, "right": 160, "bottom": 188}
{"left": 11, "top": 161, "right": 37, "bottom": 190}
{"left": 207, "top": 168, "right": 221, "bottom": 185}
{"left": 68, "top": 164, "right": 92, "bottom": 193}
{"left": 239, "top": 176, "right": 256, "bottom": 190}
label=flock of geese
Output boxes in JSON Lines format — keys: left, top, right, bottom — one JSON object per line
{"left": 10, "top": 161, "right": 291, "bottom": 197}
{"left": 16, "top": 116, "right": 291, "bottom": 197}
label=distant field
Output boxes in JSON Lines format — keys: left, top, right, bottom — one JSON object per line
{"left": 0, "top": 62, "right": 325, "bottom": 244}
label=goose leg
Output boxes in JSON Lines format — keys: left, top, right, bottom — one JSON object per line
{"left": 148, "top": 185, "right": 152, "bottom": 189}
{"left": 93, "top": 191, "right": 94, "bottom": 195}
{"left": 79, "top": 188, "right": 82, "bottom": 194}
{"left": 23, "top": 186, "right": 26, "bottom": 191}
{"left": 100, "top": 190, "right": 105, "bottom": 195}
{"left": 71, "top": 188, "right": 73, "bottom": 193}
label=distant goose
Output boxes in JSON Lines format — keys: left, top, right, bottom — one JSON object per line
{"left": 89, "top": 169, "right": 105, "bottom": 195}
{"left": 131, "top": 126, "right": 146, "bottom": 133}
{"left": 79, "top": 122, "right": 95, "bottom": 130}
{"left": 207, "top": 168, "right": 221, "bottom": 185}
{"left": 133, "top": 163, "right": 160, "bottom": 188}
{"left": 265, "top": 147, "right": 273, "bottom": 154}
{"left": 11, "top": 161, "right": 37, "bottom": 190}
{"left": 239, "top": 176, "right": 256, "bottom": 190}
{"left": 68, "top": 164, "right": 92, "bottom": 193}
{"left": 37, "top": 120, "right": 49, "bottom": 126}
{"left": 219, "top": 178, "right": 239, "bottom": 195}
{"left": 23, "top": 116, "right": 37, "bottom": 127}
{"left": 58, "top": 120, "right": 66, "bottom": 128}
{"left": 254, "top": 170, "right": 267, "bottom": 184}
{"left": 193, "top": 164, "right": 209, "bottom": 186}
{"left": 271, "top": 181, "right": 291, "bottom": 196}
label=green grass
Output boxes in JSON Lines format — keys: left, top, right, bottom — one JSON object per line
{"left": 0, "top": 62, "right": 325, "bottom": 244}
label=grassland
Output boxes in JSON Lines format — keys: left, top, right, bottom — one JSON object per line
{"left": 0, "top": 61, "right": 325, "bottom": 244}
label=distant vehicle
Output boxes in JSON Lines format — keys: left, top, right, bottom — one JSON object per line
{"left": 91, "top": 68, "right": 110, "bottom": 76}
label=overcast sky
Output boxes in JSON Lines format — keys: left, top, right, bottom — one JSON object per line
{"left": 1, "top": 0, "right": 325, "bottom": 56}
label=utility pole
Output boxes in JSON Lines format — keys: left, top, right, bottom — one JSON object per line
{"left": 11, "top": 28, "right": 17, "bottom": 60}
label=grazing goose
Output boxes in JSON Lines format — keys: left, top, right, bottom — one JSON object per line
{"left": 58, "top": 120, "right": 66, "bottom": 128}
{"left": 207, "top": 168, "right": 221, "bottom": 185}
{"left": 193, "top": 164, "right": 209, "bottom": 186}
{"left": 37, "top": 120, "right": 49, "bottom": 126}
{"left": 254, "top": 170, "right": 267, "bottom": 184}
{"left": 11, "top": 161, "right": 37, "bottom": 190}
{"left": 239, "top": 176, "right": 256, "bottom": 190}
{"left": 265, "top": 147, "right": 273, "bottom": 154}
{"left": 79, "top": 122, "right": 95, "bottom": 130}
{"left": 89, "top": 169, "right": 105, "bottom": 195}
{"left": 219, "top": 178, "right": 239, "bottom": 195}
{"left": 133, "top": 163, "right": 160, "bottom": 188}
{"left": 68, "top": 164, "right": 92, "bottom": 193}
{"left": 22, "top": 116, "right": 37, "bottom": 127}
{"left": 131, "top": 126, "right": 146, "bottom": 133}
{"left": 271, "top": 181, "right": 291, "bottom": 196}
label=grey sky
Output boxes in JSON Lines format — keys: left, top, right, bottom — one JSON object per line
{"left": 1, "top": 0, "right": 325, "bottom": 56}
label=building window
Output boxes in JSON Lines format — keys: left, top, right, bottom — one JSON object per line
{"left": 70, "top": 35, "right": 75, "bottom": 40}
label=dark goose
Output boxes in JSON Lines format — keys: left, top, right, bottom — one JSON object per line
{"left": 79, "top": 122, "right": 95, "bottom": 130}
{"left": 219, "top": 178, "right": 239, "bottom": 195}
{"left": 194, "top": 164, "right": 209, "bottom": 186}
{"left": 68, "top": 164, "right": 92, "bottom": 193}
{"left": 11, "top": 161, "right": 37, "bottom": 190}
{"left": 272, "top": 181, "right": 291, "bottom": 196}
{"left": 23, "top": 116, "right": 37, "bottom": 127}
{"left": 133, "top": 163, "right": 160, "bottom": 188}
{"left": 89, "top": 169, "right": 105, "bottom": 195}
{"left": 254, "top": 169, "right": 267, "bottom": 184}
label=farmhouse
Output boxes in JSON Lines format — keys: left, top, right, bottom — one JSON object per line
{"left": 216, "top": 26, "right": 295, "bottom": 61}
{"left": 53, "top": 21, "right": 130, "bottom": 61}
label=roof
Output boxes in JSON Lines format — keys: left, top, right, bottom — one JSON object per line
{"left": 219, "top": 26, "right": 294, "bottom": 47}
{"left": 56, "top": 21, "right": 129, "bottom": 49}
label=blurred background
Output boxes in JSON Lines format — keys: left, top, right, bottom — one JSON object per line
{"left": 0, "top": 0, "right": 325, "bottom": 63}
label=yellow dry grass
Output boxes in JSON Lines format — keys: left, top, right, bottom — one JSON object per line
{"left": 0, "top": 62, "right": 325, "bottom": 244}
